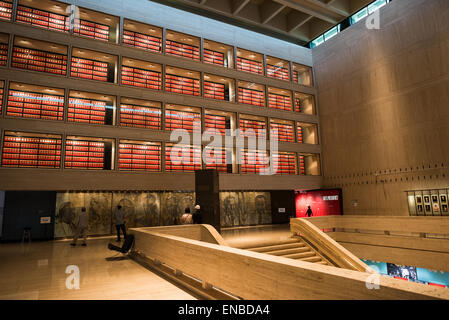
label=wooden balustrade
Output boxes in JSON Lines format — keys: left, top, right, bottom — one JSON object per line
{"left": 130, "top": 224, "right": 449, "bottom": 300}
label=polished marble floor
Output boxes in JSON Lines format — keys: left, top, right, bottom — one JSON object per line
{"left": 0, "top": 237, "right": 195, "bottom": 300}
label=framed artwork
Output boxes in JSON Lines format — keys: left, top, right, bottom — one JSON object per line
{"left": 432, "top": 195, "right": 438, "bottom": 203}
{"left": 424, "top": 196, "right": 430, "bottom": 203}
{"left": 433, "top": 203, "right": 440, "bottom": 212}
{"left": 417, "top": 205, "right": 423, "bottom": 212}
{"left": 425, "top": 204, "right": 431, "bottom": 212}
{"left": 416, "top": 196, "right": 422, "bottom": 204}
{"left": 442, "top": 204, "right": 448, "bottom": 212}
{"left": 441, "top": 195, "right": 447, "bottom": 203}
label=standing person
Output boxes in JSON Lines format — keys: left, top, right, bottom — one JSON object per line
{"left": 306, "top": 206, "right": 313, "bottom": 218}
{"left": 71, "top": 207, "right": 88, "bottom": 247}
{"left": 114, "top": 205, "right": 127, "bottom": 242}
{"left": 192, "top": 205, "right": 202, "bottom": 224}
{"left": 180, "top": 208, "right": 193, "bottom": 224}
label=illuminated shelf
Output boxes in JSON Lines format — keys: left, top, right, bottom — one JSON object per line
{"left": 239, "top": 118, "right": 266, "bottom": 138}
{"left": 268, "top": 93, "right": 292, "bottom": 111}
{"left": 2, "top": 133, "right": 61, "bottom": 168}
{"left": 123, "top": 30, "right": 162, "bottom": 53}
{"left": 238, "top": 87, "right": 264, "bottom": 107}
{"left": 237, "top": 57, "right": 263, "bottom": 75}
{"left": 204, "top": 114, "right": 228, "bottom": 136}
{"left": 68, "top": 97, "right": 112, "bottom": 125}
{"left": 7, "top": 89, "right": 64, "bottom": 121}
{"left": 272, "top": 153, "right": 296, "bottom": 175}
{"left": 12, "top": 46, "right": 67, "bottom": 75}
{"left": 65, "top": 139, "right": 106, "bottom": 170}
{"left": 204, "top": 81, "right": 225, "bottom": 100}
{"left": 165, "top": 144, "right": 202, "bottom": 172}
{"left": 267, "top": 64, "right": 290, "bottom": 81}
{"left": 204, "top": 49, "right": 224, "bottom": 66}
{"left": 299, "top": 155, "right": 305, "bottom": 175}
{"left": 119, "top": 142, "right": 161, "bottom": 171}
{"left": 297, "top": 126, "right": 303, "bottom": 143}
{"left": 74, "top": 19, "right": 110, "bottom": 41}
{"left": 0, "top": 43, "right": 7, "bottom": 66}
{"left": 16, "top": 5, "right": 69, "bottom": 33}
{"left": 71, "top": 57, "right": 108, "bottom": 82}
{"left": 165, "top": 109, "right": 201, "bottom": 133}
{"left": 120, "top": 104, "right": 161, "bottom": 130}
{"left": 204, "top": 147, "right": 228, "bottom": 172}
{"left": 166, "top": 74, "right": 200, "bottom": 96}
{"left": 270, "top": 122, "right": 294, "bottom": 142}
{"left": 121, "top": 66, "right": 161, "bottom": 90}
{"left": 0, "top": 1, "right": 12, "bottom": 21}
{"left": 240, "top": 150, "right": 269, "bottom": 174}
{"left": 166, "top": 40, "right": 200, "bottom": 61}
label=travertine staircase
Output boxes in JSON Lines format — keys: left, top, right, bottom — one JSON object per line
{"left": 243, "top": 236, "right": 332, "bottom": 266}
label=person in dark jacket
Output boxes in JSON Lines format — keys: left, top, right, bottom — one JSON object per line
{"left": 192, "top": 205, "right": 202, "bottom": 224}
{"left": 306, "top": 206, "right": 313, "bottom": 218}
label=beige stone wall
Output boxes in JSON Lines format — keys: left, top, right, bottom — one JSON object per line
{"left": 313, "top": 0, "right": 449, "bottom": 215}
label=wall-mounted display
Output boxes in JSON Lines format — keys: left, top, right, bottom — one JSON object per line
{"left": 295, "top": 189, "right": 342, "bottom": 218}
{"left": 219, "top": 191, "right": 271, "bottom": 227}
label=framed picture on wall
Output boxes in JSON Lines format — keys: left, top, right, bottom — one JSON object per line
{"left": 441, "top": 195, "right": 447, "bottom": 203}
{"left": 432, "top": 195, "right": 438, "bottom": 203}
{"left": 417, "top": 205, "right": 423, "bottom": 212}
{"left": 416, "top": 196, "right": 422, "bottom": 204}
{"left": 442, "top": 204, "right": 448, "bottom": 212}
{"left": 424, "top": 196, "right": 430, "bottom": 203}
{"left": 433, "top": 203, "right": 440, "bottom": 212}
{"left": 425, "top": 204, "right": 431, "bottom": 212}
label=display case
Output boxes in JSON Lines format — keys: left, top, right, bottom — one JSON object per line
{"left": 236, "top": 48, "right": 263, "bottom": 75}
{"left": 238, "top": 81, "right": 265, "bottom": 107}
{"left": 295, "top": 92, "right": 315, "bottom": 115}
{"left": 121, "top": 57, "right": 162, "bottom": 90}
{"left": 204, "top": 147, "right": 232, "bottom": 173}
{"left": 74, "top": 7, "right": 119, "bottom": 43}
{"left": 0, "top": 33, "right": 8, "bottom": 66}
{"left": 239, "top": 114, "right": 267, "bottom": 139}
{"left": 68, "top": 91, "right": 115, "bottom": 125}
{"left": 7, "top": 82, "right": 64, "bottom": 121}
{"left": 165, "top": 66, "right": 201, "bottom": 96}
{"left": 203, "top": 39, "right": 234, "bottom": 68}
{"left": 2, "top": 131, "right": 62, "bottom": 168}
{"left": 120, "top": 97, "right": 161, "bottom": 130}
{"left": 293, "top": 63, "right": 313, "bottom": 87}
{"left": 270, "top": 119, "right": 294, "bottom": 142}
{"left": 204, "top": 109, "right": 235, "bottom": 136}
{"left": 123, "top": 19, "right": 162, "bottom": 53}
{"left": 240, "top": 149, "right": 269, "bottom": 174}
{"left": 0, "top": 0, "right": 13, "bottom": 21}
{"left": 267, "top": 87, "right": 293, "bottom": 111}
{"left": 204, "top": 74, "right": 235, "bottom": 102}
{"left": 166, "top": 30, "right": 200, "bottom": 61}
{"left": 299, "top": 153, "right": 320, "bottom": 175}
{"left": 165, "top": 104, "right": 201, "bottom": 133}
{"left": 297, "top": 122, "right": 318, "bottom": 144}
{"left": 165, "top": 143, "right": 202, "bottom": 172}
{"left": 71, "top": 47, "right": 117, "bottom": 83}
{"left": 266, "top": 56, "right": 290, "bottom": 81}
{"left": 12, "top": 36, "right": 67, "bottom": 75}
{"left": 16, "top": 0, "right": 70, "bottom": 33}
{"left": 65, "top": 136, "right": 114, "bottom": 170}
{"left": 272, "top": 152, "right": 297, "bottom": 175}
{"left": 118, "top": 140, "right": 161, "bottom": 171}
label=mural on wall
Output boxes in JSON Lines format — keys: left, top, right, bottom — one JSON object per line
{"left": 55, "top": 192, "right": 112, "bottom": 237}
{"left": 160, "top": 192, "right": 196, "bottom": 226}
{"left": 111, "top": 192, "right": 160, "bottom": 228}
{"left": 220, "top": 192, "right": 271, "bottom": 227}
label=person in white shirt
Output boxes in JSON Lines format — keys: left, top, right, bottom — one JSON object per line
{"left": 114, "top": 205, "right": 127, "bottom": 242}
{"left": 71, "top": 207, "right": 88, "bottom": 247}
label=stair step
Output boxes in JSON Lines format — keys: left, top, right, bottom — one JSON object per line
{"left": 246, "top": 240, "right": 303, "bottom": 252}
{"left": 300, "top": 256, "right": 322, "bottom": 263}
{"left": 284, "top": 251, "right": 315, "bottom": 259}
{"left": 265, "top": 246, "right": 310, "bottom": 256}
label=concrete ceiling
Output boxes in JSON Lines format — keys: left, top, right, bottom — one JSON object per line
{"left": 150, "top": 0, "right": 375, "bottom": 45}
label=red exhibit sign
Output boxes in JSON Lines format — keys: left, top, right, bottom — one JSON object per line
{"left": 295, "top": 189, "right": 342, "bottom": 217}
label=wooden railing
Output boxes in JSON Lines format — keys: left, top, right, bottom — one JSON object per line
{"left": 290, "top": 218, "right": 369, "bottom": 272}
{"left": 302, "top": 216, "right": 449, "bottom": 272}
{"left": 130, "top": 224, "right": 449, "bottom": 300}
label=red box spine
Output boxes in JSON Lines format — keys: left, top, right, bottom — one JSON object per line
{"left": 120, "top": 104, "right": 161, "bottom": 130}
{"left": 166, "top": 40, "right": 200, "bottom": 61}
{"left": 119, "top": 142, "right": 161, "bottom": 171}
{"left": 272, "top": 152, "right": 296, "bottom": 175}
{"left": 0, "top": 1, "right": 13, "bottom": 21}
{"left": 165, "top": 109, "right": 201, "bottom": 133}
{"left": 68, "top": 97, "right": 107, "bottom": 124}
{"left": 0, "top": 43, "right": 8, "bottom": 66}
{"left": 204, "top": 114, "right": 227, "bottom": 136}
{"left": 121, "top": 65, "right": 162, "bottom": 90}
{"left": 239, "top": 119, "right": 266, "bottom": 139}
{"left": 16, "top": 5, "right": 69, "bottom": 33}
{"left": 71, "top": 57, "right": 108, "bottom": 82}
{"left": 123, "top": 30, "right": 162, "bottom": 53}
{"left": 165, "top": 73, "right": 200, "bottom": 96}
{"left": 204, "top": 148, "right": 227, "bottom": 172}
{"left": 238, "top": 87, "right": 264, "bottom": 107}
{"left": 267, "top": 64, "right": 290, "bottom": 81}
{"left": 165, "top": 145, "right": 202, "bottom": 172}
{"left": 12, "top": 46, "right": 67, "bottom": 75}
{"left": 270, "top": 122, "right": 294, "bottom": 142}
{"left": 204, "top": 49, "right": 224, "bottom": 66}
{"left": 268, "top": 93, "right": 292, "bottom": 111}
{"left": 74, "top": 19, "right": 110, "bottom": 42}
{"left": 237, "top": 56, "right": 263, "bottom": 75}
{"left": 65, "top": 139, "right": 105, "bottom": 169}
{"left": 7, "top": 89, "right": 64, "bottom": 121}
{"left": 240, "top": 150, "right": 269, "bottom": 174}
{"left": 204, "top": 81, "right": 225, "bottom": 101}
